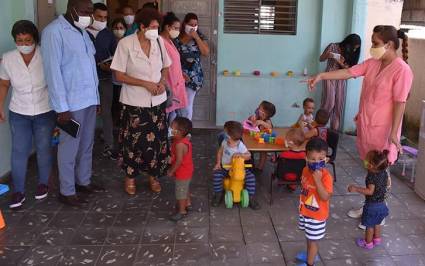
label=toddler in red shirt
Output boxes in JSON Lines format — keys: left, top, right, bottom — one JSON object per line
{"left": 167, "top": 117, "right": 193, "bottom": 222}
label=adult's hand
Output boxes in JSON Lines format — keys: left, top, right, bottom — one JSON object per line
{"left": 390, "top": 134, "right": 402, "bottom": 154}
{"left": 57, "top": 111, "right": 72, "bottom": 124}
{"left": 145, "top": 81, "right": 159, "bottom": 95}
{"left": 99, "top": 62, "right": 111, "bottom": 72}
{"left": 301, "top": 74, "right": 322, "bottom": 92}
{"left": 156, "top": 83, "right": 166, "bottom": 95}
{"left": 189, "top": 29, "right": 200, "bottom": 40}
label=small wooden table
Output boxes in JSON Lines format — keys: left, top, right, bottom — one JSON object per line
{"left": 243, "top": 127, "right": 306, "bottom": 205}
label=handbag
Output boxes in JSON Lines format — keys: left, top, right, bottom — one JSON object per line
{"left": 157, "top": 38, "right": 174, "bottom": 108}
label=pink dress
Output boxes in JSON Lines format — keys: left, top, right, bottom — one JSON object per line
{"left": 162, "top": 37, "right": 188, "bottom": 113}
{"left": 348, "top": 57, "right": 413, "bottom": 163}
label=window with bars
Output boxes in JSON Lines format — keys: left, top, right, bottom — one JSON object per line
{"left": 224, "top": 0, "right": 298, "bottom": 35}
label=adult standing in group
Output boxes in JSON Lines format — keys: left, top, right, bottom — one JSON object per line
{"left": 111, "top": 8, "right": 171, "bottom": 195}
{"left": 307, "top": 26, "right": 412, "bottom": 164}
{"left": 0, "top": 20, "right": 56, "bottom": 209}
{"left": 121, "top": 5, "right": 137, "bottom": 36}
{"left": 174, "top": 13, "right": 209, "bottom": 120}
{"left": 87, "top": 2, "right": 118, "bottom": 160}
{"left": 160, "top": 12, "right": 187, "bottom": 124}
{"left": 319, "top": 34, "right": 361, "bottom": 131}
{"left": 42, "top": 0, "right": 103, "bottom": 206}
{"left": 111, "top": 18, "right": 127, "bottom": 127}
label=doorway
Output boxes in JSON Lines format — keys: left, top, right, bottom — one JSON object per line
{"left": 162, "top": 0, "right": 218, "bottom": 128}
{"left": 36, "top": 0, "right": 56, "bottom": 32}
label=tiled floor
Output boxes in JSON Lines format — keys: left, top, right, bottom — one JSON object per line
{"left": 0, "top": 129, "right": 424, "bottom": 266}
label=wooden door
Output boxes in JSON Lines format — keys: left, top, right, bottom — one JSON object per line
{"left": 36, "top": 0, "right": 56, "bottom": 32}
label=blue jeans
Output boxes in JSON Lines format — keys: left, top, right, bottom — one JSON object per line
{"left": 180, "top": 87, "right": 197, "bottom": 120}
{"left": 9, "top": 110, "right": 56, "bottom": 193}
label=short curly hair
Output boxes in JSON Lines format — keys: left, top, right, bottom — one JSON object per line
{"left": 11, "top": 20, "right": 39, "bottom": 45}
{"left": 135, "top": 7, "right": 162, "bottom": 28}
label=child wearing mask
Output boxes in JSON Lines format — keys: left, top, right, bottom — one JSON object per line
{"left": 304, "top": 109, "right": 330, "bottom": 142}
{"left": 296, "top": 137, "right": 333, "bottom": 266}
{"left": 168, "top": 117, "right": 194, "bottom": 221}
{"left": 212, "top": 121, "right": 260, "bottom": 210}
{"left": 348, "top": 150, "right": 390, "bottom": 250}
{"left": 247, "top": 100, "right": 276, "bottom": 174}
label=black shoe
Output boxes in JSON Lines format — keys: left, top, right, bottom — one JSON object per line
{"left": 186, "top": 205, "right": 193, "bottom": 212}
{"left": 102, "top": 145, "right": 118, "bottom": 160}
{"left": 9, "top": 192, "right": 25, "bottom": 209}
{"left": 212, "top": 192, "right": 223, "bottom": 207}
{"left": 249, "top": 196, "right": 261, "bottom": 210}
{"left": 76, "top": 183, "right": 105, "bottom": 194}
{"left": 35, "top": 184, "right": 49, "bottom": 200}
{"left": 170, "top": 212, "right": 187, "bottom": 222}
{"left": 58, "top": 193, "right": 87, "bottom": 207}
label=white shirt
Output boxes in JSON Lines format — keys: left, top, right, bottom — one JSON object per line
{"left": 111, "top": 34, "right": 172, "bottom": 107}
{"left": 0, "top": 47, "right": 51, "bottom": 116}
{"left": 221, "top": 140, "right": 249, "bottom": 165}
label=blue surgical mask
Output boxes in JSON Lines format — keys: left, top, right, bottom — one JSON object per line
{"left": 307, "top": 160, "right": 326, "bottom": 171}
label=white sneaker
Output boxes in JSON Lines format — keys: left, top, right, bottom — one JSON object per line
{"left": 358, "top": 219, "right": 385, "bottom": 230}
{"left": 347, "top": 207, "right": 363, "bottom": 219}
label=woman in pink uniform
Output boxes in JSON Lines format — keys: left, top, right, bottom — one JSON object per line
{"left": 306, "top": 25, "right": 413, "bottom": 165}
{"left": 160, "top": 12, "right": 188, "bottom": 124}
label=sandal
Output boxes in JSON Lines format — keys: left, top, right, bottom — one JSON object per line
{"left": 170, "top": 212, "right": 187, "bottom": 222}
{"left": 149, "top": 177, "right": 161, "bottom": 193}
{"left": 125, "top": 177, "right": 136, "bottom": 195}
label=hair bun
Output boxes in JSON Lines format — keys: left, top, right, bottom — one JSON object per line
{"left": 397, "top": 29, "right": 407, "bottom": 39}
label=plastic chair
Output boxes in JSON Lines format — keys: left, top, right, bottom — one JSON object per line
{"left": 326, "top": 130, "right": 339, "bottom": 182}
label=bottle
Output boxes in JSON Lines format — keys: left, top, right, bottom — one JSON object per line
{"left": 303, "top": 67, "right": 308, "bottom": 76}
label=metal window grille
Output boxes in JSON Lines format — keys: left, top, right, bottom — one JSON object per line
{"left": 224, "top": 0, "right": 298, "bottom": 35}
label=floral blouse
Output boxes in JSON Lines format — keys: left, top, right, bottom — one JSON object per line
{"left": 174, "top": 32, "right": 207, "bottom": 91}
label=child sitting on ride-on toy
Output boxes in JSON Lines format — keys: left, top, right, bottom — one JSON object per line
{"left": 212, "top": 121, "right": 260, "bottom": 210}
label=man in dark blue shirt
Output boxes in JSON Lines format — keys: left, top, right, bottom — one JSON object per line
{"left": 87, "top": 2, "right": 117, "bottom": 160}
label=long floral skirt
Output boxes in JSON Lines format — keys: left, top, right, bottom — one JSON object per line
{"left": 118, "top": 103, "right": 169, "bottom": 179}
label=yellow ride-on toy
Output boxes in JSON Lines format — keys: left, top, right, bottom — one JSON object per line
{"left": 223, "top": 157, "right": 252, "bottom": 208}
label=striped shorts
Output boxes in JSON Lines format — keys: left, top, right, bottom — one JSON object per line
{"left": 298, "top": 215, "right": 327, "bottom": 240}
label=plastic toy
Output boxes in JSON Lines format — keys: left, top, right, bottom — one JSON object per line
{"left": 253, "top": 70, "right": 261, "bottom": 76}
{"left": 271, "top": 71, "right": 279, "bottom": 77}
{"left": 243, "top": 119, "right": 260, "bottom": 133}
{"left": 223, "top": 70, "right": 230, "bottom": 76}
{"left": 276, "top": 137, "right": 284, "bottom": 145}
{"left": 233, "top": 70, "right": 241, "bottom": 76}
{"left": 258, "top": 138, "right": 265, "bottom": 144}
{"left": 223, "top": 157, "right": 252, "bottom": 208}
{"left": 51, "top": 128, "right": 60, "bottom": 147}
{"left": 287, "top": 71, "right": 294, "bottom": 77}
{"left": 0, "top": 184, "right": 9, "bottom": 195}
{"left": 0, "top": 210, "right": 5, "bottom": 229}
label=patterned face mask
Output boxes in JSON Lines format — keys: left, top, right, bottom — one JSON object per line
{"left": 307, "top": 160, "right": 326, "bottom": 171}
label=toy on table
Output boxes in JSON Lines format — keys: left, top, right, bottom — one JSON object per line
{"left": 271, "top": 71, "right": 279, "bottom": 77}
{"left": 223, "top": 157, "right": 252, "bottom": 208}
{"left": 233, "top": 70, "right": 241, "bottom": 76}
{"left": 275, "top": 137, "right": 284, "bottom": 145}
{"left": 223, "top": 70, "right": 230, "bottom": 76}
{"left": 0, "top": 210, "right": 5, "bottom": 229}
{"left": 253, "top": 70, "right": 261, "bottom": 76}
{"left": 287, "top": 71, "right": 294, "bottom": 77}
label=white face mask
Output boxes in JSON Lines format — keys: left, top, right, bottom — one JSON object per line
{"left": 370, "top": 45, "right": 387, "bottom": 60}
{"left": 92, "top": 19, "right": 107, "bottom": 31}
{"left": 113, "top": 29, "right": 125, "bottom": 38}
{"left": 124, "top": 15, "right": 135, "bottom": 25}
{"left": 184, "top": 25, "right": 198, "bottom": 35}
{"left": 169, "top": 29, "right": 180, "bottom": 39}
{"left": 17, "top": 44, "right": 35, "bottom": 55}
{"left": 72, "top": 8, "right": 92, "bottom": 30}
{"left": 144, "top": 29, "right": 158, "bottom": 41}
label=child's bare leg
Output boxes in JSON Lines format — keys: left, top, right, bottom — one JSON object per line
{"left": 177, "top": 199, "right": 187, "bottom": 214}
{"left": 307, "top": 239, "right": 318, "bottom": 265}
{"left": 373, "top": 225, "right": 381, "bottom": 239}
{"left": 365, "top": 227, "right": 374, "bottom": 243}
{"left": 258, "top": 152, "right": 266, "bottom": 170}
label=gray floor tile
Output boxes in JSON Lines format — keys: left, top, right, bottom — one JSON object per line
{"left": 58, "top": 245, "right": 102, "bottom": 266}
{"left": 210, "top": 242, "right": 248, "bottom": 265}
{"left": 105, "top": 226, "right": 142, "bottom": 245}
{"left": 18, "top": 246, "right": 63, "bottom": 266}
{"left": 175, "top": 226, "right": 208, "bottom": 243}
{"left": 210, "top": 225, "right": 244, "bottom": 243}
{"left": 141, "top": 225, "right": 176, "bottom": 244}
{"left": 70, "top": 227, "right": 107, "bottom": 245}
{"left": 0, "top": 246, "right": 30, "bottom": 266}
{"left": 134, "top": 244, "right": 173, "bottom": 266}
{"left": 392, "top": 254, "right": 425, "bottom": 266}
{"left": 36, "top": 227, "right": 76, "bottom": 246}
{"left": 96, "top": 245, "right": 138, "bottom": 265}
{"left": 173, "top": 244, "right": 210, "bottom": 266}
{"left": 246, "top": 242, "right": 284, "bottom": 264}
